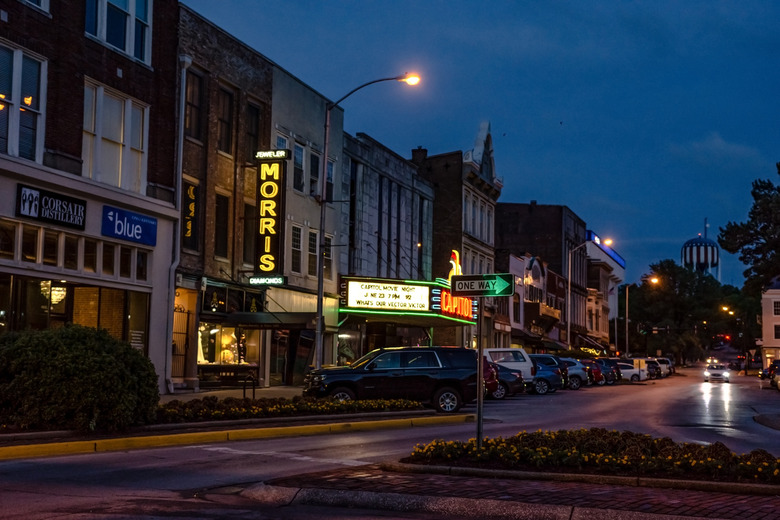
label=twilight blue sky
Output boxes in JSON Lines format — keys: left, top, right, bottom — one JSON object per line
{"left": 182, "top": 0, "right": 779, "bottom": 287}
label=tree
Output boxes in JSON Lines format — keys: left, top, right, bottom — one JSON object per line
{"left": 718, "top": 162, "right": 780, "bottom": 297}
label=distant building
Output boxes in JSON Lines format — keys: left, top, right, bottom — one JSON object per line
{"left": 759, "top": 276, "right": 780, "bottom": 369}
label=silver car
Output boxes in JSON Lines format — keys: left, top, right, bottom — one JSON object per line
{"left": 704, "top": 364, "right": 730, "bottom": 383}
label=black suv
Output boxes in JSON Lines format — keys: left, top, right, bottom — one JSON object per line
{"left": 303, "top": 347, "right": 479, "bottom": 412}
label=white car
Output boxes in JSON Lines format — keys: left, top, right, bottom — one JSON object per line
{"left": 484, "top": 348, "right": 535, "bottom": 389}
{"left": 704, "top": 364, "right": 730, "bottom": 383}
{"left": 618, "top": 362, "right": 647, "bottom": 382}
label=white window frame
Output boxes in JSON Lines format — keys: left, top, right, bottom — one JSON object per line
{"left": 85, "top": 0, "right": 153, "bottom": 65}
{"left": 774, "top": 301, "right": 780, "bottom": 316}
{"left": 290, "top": 224, "right": 302, "bottom": 274}
{"left": 23, "top": 0, "right": 50, "bottom": 13}
{"left": 82, "top": 79, "right": 149, "bottom": 194}
{"left": 0, "top": 42, "right": 47, "bottom": 163}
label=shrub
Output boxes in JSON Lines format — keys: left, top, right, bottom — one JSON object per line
{"left": 404, "top": 428, "right": 780, "bottom": 484}
{"left": 0, "top": 325, "right": 159, "bottom": 433}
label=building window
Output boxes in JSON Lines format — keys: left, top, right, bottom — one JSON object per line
{"left": 243, "top": 203, "right": 256, "bottom": 265}
{"left": 463, "top": 195, "right": 470, "bottom": 234}
{"left": 291, "top": 225, "right": 302, "bottom": 273}
{"left": 775, "top": 324, "right": 780, "bottom": 340}
{"left": 85, "top": 0, "right": 151, "bottom": 64}
{"left": 0, "top": 44, "right": 44, "bottom": 162}
{"left": 184, "top": 70, "right": 203, "bottom": 140}
{"left": 245, "top": 103, "right": 261, "bottom": 163}
{"left": 102, "top": 243, "right": 115, "bottom": 275}
{"left": 119, "top": 246, "right": 132, "bottom": 278}
{"left": 276, "top": 135, "right": 287, "bottom": 151}
{"left": 0, "top": 221, "right": 15, "bottom": 259}
{"left": 84, "top": 239, "right": 97, "bottom": 273}
{"left": 293, "top": 144, "right": 305, "bottom": 192}
{"left": 326, "top": 160, "right": 334, "bottom": 202}
{"left": 83, "top": 81, "right": 148, "bottom": 193}
{"left": 309, "top": 152, "right": 320, "bottom": 197}
{"left": 217, "top": 88, "right": 233, "bottom": 154}
{"left": 64, "top": 235, "right": 79, "bottom": 270}
{"left": 214, "top": 193, "right": 229, "bottom": 258}
{"left": 23, "top": 0, "right": 50, "bottom": 11}
{"left": 43, "top": 230, "right": 58, "bottom": 266}
{"left": 774, "top": 301, "right": 780, "bottom": 316}
{"left": 21, "top": 225, "right": 38, "bottom": 263}
{"left": 308, "top": 231, "right": 318, "bottom": 276}
{"left": 136, "top": 250, "right": 147, "bottom": 281}
{"left": 324, "top": 235, "right": 332, "bottom": 280}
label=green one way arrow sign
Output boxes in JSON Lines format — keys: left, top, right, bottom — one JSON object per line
{"left": 450, "top": 273, "right": 514, "bottom": 297}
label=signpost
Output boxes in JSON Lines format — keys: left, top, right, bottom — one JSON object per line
{"left": 450, "top": 273, "right": 514, "bottom": 448}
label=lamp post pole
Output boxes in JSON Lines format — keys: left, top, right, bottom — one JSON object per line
{"left": 566, "top": 241, "right": 588, "bottom": 349}
{"left": 625, "top": 283, "right": 631, "bottom": 356}
{"left": 313, "top": 73, "right": 420, "bottom": 370}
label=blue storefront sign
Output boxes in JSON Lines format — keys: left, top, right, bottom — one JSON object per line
{"left": 101, "top": 206, "right": 157, "bottom": 246}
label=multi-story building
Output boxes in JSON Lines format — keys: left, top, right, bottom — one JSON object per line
{"left": 0, "top": 0, "right": 179, "bottom": 392}
{"left": 584, "top": 230, "right": 625, "bottom": 351}
{"left": 412, "top": 122, "right": 502, "bottom": 347}
{"left": 495, "top": 201, "right": 587, "bottom": 347}
{"left": 336, "top": 132, "right": 434, "bottom": 359}
{"left": 760, "top": 276, "right": 780, "bottom": 369}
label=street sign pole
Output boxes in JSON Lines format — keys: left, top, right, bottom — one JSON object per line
{"left": 476, "top": 297, "right": 483, "bottom": 450}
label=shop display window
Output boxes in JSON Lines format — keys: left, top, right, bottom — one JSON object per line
{"left": 197, "top": 323, "right": 259, "bottom": 365}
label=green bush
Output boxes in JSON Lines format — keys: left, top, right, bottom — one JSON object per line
{"left": 404, "top": 428, "right": 780, "bottom": 484}
{"left": 0, "top": 325, "right": 159, "bottom": 433}
{"left": 156, "top": 395, "right": 424, "bottom": 423}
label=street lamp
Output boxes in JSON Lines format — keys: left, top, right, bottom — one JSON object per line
{"left": 624, "top": 275, "right": 659, "bottom": 356}
{"left": 313, "top": 73, "right": 421, "bottom": 370}
{"left": 566, "top": 240, "right": 589, "bottom": 348}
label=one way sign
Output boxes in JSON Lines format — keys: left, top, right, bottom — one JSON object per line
{"left": 450, "top": 273, "right": 514, "bottom": 297}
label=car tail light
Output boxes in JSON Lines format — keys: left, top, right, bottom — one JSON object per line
{"left": 531, "top": 365, "right": 537, "bottom": 376}
{"left": 553, "top": 369, "right": 561, "bottom": 375}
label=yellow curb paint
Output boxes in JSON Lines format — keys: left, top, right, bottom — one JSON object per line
{"left": 96, "top": 431, "right": 229, "bottom": 451}
{"left": 0, "top": 440, "right": 97, "bottom": 460}
{"left": 0, "top": 414, "right": 476, "bottom": 461}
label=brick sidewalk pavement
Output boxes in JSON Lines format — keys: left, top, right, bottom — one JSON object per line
{"left": 263, "top": 464, "right": 780, "bottom": 519}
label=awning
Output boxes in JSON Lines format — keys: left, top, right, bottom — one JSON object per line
{"left": 339, "top": 309, "right": 476, "bottom": 328}
{"left": 221, "top": 312, "right": 317, "bottom": 329}
{"left": 578, "top": 335, "right": 609, "bottom": 353}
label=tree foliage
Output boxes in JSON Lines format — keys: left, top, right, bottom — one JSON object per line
{"left": 718, "top": 162, "right": 780, "bottom": 296}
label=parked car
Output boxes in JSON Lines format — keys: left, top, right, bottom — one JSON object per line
{"left": 617, "top": 362, "right": 646, "bottom": 382}
{"left": 645, "top": 359, "right": 663, "bottom": 379}
{"left": 704, "top": 363, "right": 730, "bottom": 383}
{"left": 766, "top": 360, "right": 780, "bottom": 388}
{"left": 489, "top": 362, "right": 524, "bottom": 399}
{"left": 594, "top": 358, "right": 621, "bottom": 384}
{"left": 303, "top": 346, "right": 479, "bottom": 412}
{"left": 484, "top": 357, "right": 499, "bottom": 395}
{"left": 528, "top": 361, "right": 564, "bottom": 395}
{"left": 558, "top": 357, "right": 589, "bottom": 390}
{"left": 579, "top": 359, "right": 605, "bottom": 385}
{"left": 484, "top": 347, "right": 535, "bottom": 388}
{"left": 655, "top": 357, "right": 674, "bottom": 377}
{"left": 529, "top": 354, "right": 569, "bottom": 389}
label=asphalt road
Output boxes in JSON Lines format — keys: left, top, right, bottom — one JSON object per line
{"left": 0, "top": 366, "right": 778, "bottom": 519}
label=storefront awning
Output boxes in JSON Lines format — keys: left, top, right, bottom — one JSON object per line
{"left": 222, "top": 312, "right": 317, "bottom": 329}
{"left": 339, "top": 309, "right": 475, "bottom": 328}
{"left": 578, "top": 335, "right": 608, "bottom": 353}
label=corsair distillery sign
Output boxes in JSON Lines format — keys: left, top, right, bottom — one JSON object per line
{"left": 15, "top": 184, "right": 87, "bottom": 230}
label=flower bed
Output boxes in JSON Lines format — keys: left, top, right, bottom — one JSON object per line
{"left": 155, "top": 395, "right": 424, "bottom": 423}
{"left": 403, "top": 428, "right": 780, "bottom": 484}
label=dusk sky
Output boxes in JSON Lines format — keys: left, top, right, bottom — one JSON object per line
{"left": 181, "top": 0, "right": 779, "bottom": 287}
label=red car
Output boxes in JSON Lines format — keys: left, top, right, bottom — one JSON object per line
{"left": 579, "top": 359, "right": 605, "bottom": 386}
{"left": 483, "top": 357, "right": 499, "bottom": 395}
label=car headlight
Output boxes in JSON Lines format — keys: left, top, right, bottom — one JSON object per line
{"left": 704, "top": 371, "right": 710, "bottom": 376}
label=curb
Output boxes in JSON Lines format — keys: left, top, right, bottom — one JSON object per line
{"left": 379, "top": 462, "right": 780, "bottom": 497}
{"left": 241, "top": 482, "right": 711, "bottom": 520}
{"left": 0, "top": 413, "right": 475, "bottom": 461}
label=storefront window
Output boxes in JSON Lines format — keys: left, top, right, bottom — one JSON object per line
{"left": 197, "top": 323, "right": 259, "bottom": 365}
{"left": 22, "top": 225, "right": 38, "bottom": 263}
{"left": 119, "top": 246, "right": 132, "bottom": 278}
{"left": 43, "top": 230, "right": 58, "bottom": 266}
{"left": 84, "top": 239, "right": 97, "bottom": 273}
{"left": 103, "top": 243, "right": 115, "bottom": 275}
{"left": 64, "top": 235, "right": 78, "bottom": 270}
{"left": 0, "top": 221, "right": 16, "bottom": 260}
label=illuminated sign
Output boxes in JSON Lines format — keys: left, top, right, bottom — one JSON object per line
{"left": 439, "top": 288, "right": 475, "bottom": 319}
{"left": 254, "top": 150, "right": 288, "bottom": 274}
{"left": 249, "top": 275, "right": 286, "bottom": 286}
{"left": 16, "top": 184, "right": 86, "bottom": 230}
{"left": 346, "top": 280, "right": 430, "bottom": 311}
{"left": 183, "top": 182, "right": 198, "bottom": 250}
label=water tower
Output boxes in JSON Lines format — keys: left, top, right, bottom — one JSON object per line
{"left": 681, "top": 218, "right": 720, "bottom": 280}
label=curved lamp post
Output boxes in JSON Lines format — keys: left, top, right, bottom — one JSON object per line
{"left": 314, "top": 73, "right": 420, "bottom": 370}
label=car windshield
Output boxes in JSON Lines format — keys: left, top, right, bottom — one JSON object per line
{"left": 708, "top": 364, "right": 726, "bottom": 370}
{"left": 349, "top": 349, "right": 384, "bottom": 369}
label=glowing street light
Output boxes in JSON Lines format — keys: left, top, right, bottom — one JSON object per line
{"left": 313, "top": 73, "right": 421, "bottom": 370}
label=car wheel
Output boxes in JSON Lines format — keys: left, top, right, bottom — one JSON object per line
{"left": 433, "top": 387, "right": 462, "bottom": 413}
{"left": 630, "top": 374, "right": 639, "bottom": 382}
{"left": 491, "top": 382, "right": 508, "bottom": 400}
{"left": 329, "top": 387, "right": 355, "bottom": 402}
{"left": 568, "top": 376, "right": 582, "bottom": 390}
{"left": 534, "top": 379, "right": 550, "bottom": 395}
{"left": 605, "top": 377, "right": 615, "bottom": 385}
{"left": 596, "top": 379, "right": 606, "bottom": 386}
